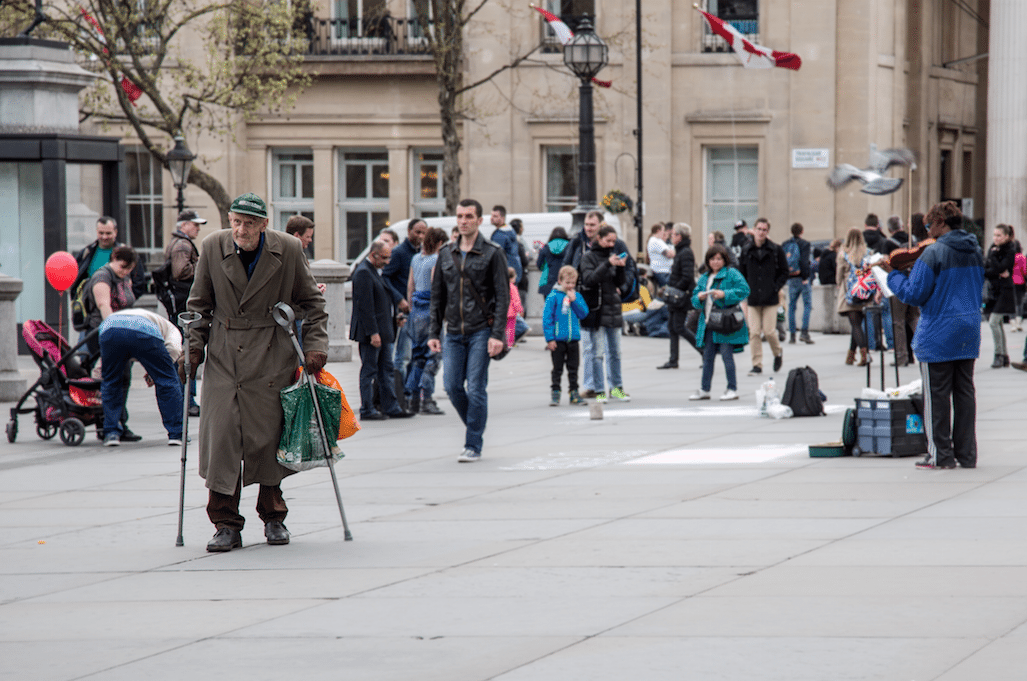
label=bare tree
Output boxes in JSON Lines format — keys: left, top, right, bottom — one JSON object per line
{"left": 411, "top": 0, "right": 542, "bottom": 214}
{"left": 2, "top": 0, "right": 312, "bottom": 226}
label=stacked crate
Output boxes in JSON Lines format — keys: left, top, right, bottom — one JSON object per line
{"left": 854, "top": 398, "right": 928, "bottom": 457}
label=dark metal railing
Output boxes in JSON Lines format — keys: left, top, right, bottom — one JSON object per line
{"left": 305, "top": 15, "right": 432, "bottom": 57}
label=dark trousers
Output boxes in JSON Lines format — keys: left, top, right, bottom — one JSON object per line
{"left": 207, "top": 474, "right": 288, "bottom": 530}
{"left": 358, "top": 341, "right": 400, "bottom": 416}
{"left": 99, "top": 328, "right": 181, "bottom": 439}
{"left": 846, "top": 310, "right": 868, "bottom": 350}
{"left": 667, "top": 308, "right": 698, "bottom": 363}
{"left": 550, "top": 340, "right": 580, "bottom": 391}
{"left": 920, "top": 359, "right": 977, "bottom": 468}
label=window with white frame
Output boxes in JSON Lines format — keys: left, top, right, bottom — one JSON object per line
{"left": 412, "top": 150, "right": 445, "bottom": 217}
{"left": 701, "top": 0, "right": 759, "bottom": 53}
{"left": 272, "top": 149, "right": 315, "bottom": 239}
{"left": 705, "top": 146, "right": 758, "bottom": 239}
{"left": 332, "top": 0, "right": 388, "bottom": 40}
{"left": 124, "top": 146, "right": 163, "bottom": 261}
{"left": 338, "top": 150, "right": 390, "bottom": 262}
{"left": 544, "top": 145, "right": 578, "bottom": 212}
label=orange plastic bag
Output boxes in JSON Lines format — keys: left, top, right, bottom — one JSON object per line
{"left": 296, "top": 368, "right": 360, "bottom": 440}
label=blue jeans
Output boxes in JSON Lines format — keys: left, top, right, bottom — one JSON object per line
{"left": 582, "top": 326, "right": 622, "bottom": 393}
{"left": 443, "top": 329, "right": 492, "bottom": 453}
{"left": 406, "top": 300, "right": 442, "bottom": 401}
{"left": 787, "top": 278, "right": 812, "bottom": 334}
{"left": 358, "top": 341, "right": 401, "bottom": 416}
{"left": 865, "top": 304, "right": 894, "bottom": 350}
{"left": 651, "top": 271, "right": 670, "bottom": 288}
{"left": 700, "top": 329, "right": 737, "bottom": 392}
{"left": 393, "top": 325, "right": 412, "bottom": 388}
{"left": 100, "top": 327, "right": 182, "bottom": 439}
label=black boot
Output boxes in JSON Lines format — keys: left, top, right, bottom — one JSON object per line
{"left": 991, "top": 354, "right": 1004, "bottom": 368}
{"left": 1004, "top": 354, "right": 1011, "bottom": 367}
{"left": 408, "top": 394, "right": 421, "bottom": 414}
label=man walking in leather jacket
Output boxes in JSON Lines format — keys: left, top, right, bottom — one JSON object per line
{"left": 428, "top": 199, "right": 509, "bottom": 462}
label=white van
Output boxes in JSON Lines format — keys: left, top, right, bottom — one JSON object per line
{"left": 347, "top": 211, "right": 622, "bottom": 270}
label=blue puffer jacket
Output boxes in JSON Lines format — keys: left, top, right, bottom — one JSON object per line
{"left": 542, "top": 285, "right": 590, "bottom": 342}
{"left": 691, "top": 266, "right": 751, "bottom": 350}
{"left": 887, "top": 229, "right": 984, "bottom": 363}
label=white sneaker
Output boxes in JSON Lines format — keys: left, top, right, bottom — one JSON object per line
{"left": 720, "top": 389, "right": 739, "bottom": 401}
{"left": 689, "top": 390, "right": 711, "bottom": 401}
{"left": 168, "top": 438, "right": 183, "bottom": 446}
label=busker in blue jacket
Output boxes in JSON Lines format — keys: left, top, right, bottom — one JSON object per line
{"left": 884, "top": 201, "right": 984, "bottom": 470}
{"left": 543, "top": 265, "right": 590, "bottom": 407}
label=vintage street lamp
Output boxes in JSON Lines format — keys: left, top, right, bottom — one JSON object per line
{"left": 166, "top": 135, "right": 195, "bottom": 214}
{"left": 563, "top": 16, "right": 608, "bottom": 233}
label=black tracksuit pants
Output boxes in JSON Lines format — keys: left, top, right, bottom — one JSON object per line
{"left": 551, "top": 340, "right": 580, "bottom": 392}
{"left": 920, "top": 359, "right": 978, "bottom": 467}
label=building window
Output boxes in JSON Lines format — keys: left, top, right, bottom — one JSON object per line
{"left": 541, "top": 0, "right": 595, "bottom": 52}
{"left": 544, "top": 145, "right": 578, "bottom": 213}
{"left": 338, "top": 149, "right": 390, "bottom": 262}
{"left": 412, "top": 150, "right": 445, "bottom": 217}
{"left": 332, "top": 0, "right": 389, "bottom": 41}
{"left": 705, "top": 146, "right": 758, "bottom": 239}
{"left": 701, "top": 0, "right": 758, "bottom": 53}
{"left": 124, "top": 146, "right": 163, "bottom": 261}
{"left": 272, "top": 149, "right": 315, "bottom": 247}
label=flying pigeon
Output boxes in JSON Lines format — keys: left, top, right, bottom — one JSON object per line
{"left": 827, "top": 145, "right": 917, "bottom": 196}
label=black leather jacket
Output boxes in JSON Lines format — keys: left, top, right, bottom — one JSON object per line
{"left": 430, "top": 232, "right": 510, "bottom": 341}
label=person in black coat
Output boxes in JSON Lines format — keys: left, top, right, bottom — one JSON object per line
{"left": 349, "top": 240, "right": 412, "bottom": 420}
{"left": 579, "top": 225, "right": 630, "bottom": 401}
{"left": 863, "top": 213, "right": 886, "bottom": 254}
{"left": 818, "top": 239, "right": 840, "bottom": 285}
{"left": 658, "top": 223, "right": 697, "bottom": 369}
{"left": 737, "top": 218, "right": 789, "bottom": 374}
{"left": 985, "top": 223, "right": 1017, "bottom": 368}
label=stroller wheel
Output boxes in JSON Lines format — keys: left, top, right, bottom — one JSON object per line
{"left": 37, "top": 423, "right": 58, "bottom": 440}
{"left": 59, "top": 418, "right": 86, "bottom": 447}
{"left": 6, "top": 419, "right": 16, "bottom": 443}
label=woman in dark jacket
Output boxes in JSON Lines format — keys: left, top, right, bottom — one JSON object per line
{"left": 985, "top": 223, "right": 1017, "bottom": 367}
{"left": 537, "top": 226, "right": 570, "bottom": 297}
{"left": 659, "top": 223, "right": 697, "bottom": 369}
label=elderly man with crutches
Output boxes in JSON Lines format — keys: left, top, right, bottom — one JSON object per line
{"left": 180, "top": 193, "right": 328, "bottom": 552}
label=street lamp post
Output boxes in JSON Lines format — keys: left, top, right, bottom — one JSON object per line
{"left": 166, "top": 135, "right": 195, "bottom": 214}
{"left": 563, "top": 17, "right": 608, "bottom": 234}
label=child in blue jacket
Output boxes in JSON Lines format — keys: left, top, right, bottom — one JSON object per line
{"left": 543, "top": 265, "right": 590, "bottom": 406}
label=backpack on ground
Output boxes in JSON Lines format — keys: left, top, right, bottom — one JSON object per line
{"left": 783, "top": 239, "right": 802, "bottom": 277}
{"left": 781, "top": 366, "right": 825, "bottom": 417}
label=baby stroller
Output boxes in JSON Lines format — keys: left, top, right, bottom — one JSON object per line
{"left": 6, "top": 320, "right": 103, "bottom": 447}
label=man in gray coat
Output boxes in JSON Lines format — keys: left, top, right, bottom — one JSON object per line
{"left": 185, "top": 193, "right": 328, "bottom": 553}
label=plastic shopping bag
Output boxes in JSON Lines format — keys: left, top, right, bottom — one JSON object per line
{"left": 277, "top": 377, "right": 345, "bottom": 472}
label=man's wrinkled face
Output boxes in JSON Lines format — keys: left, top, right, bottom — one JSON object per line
{"left": 231, "top": 212, "right": 268, "bottom": 252}
{"left": 490, "top": 210, "right": 504, "bottom": 227}
{"left": 584, "top": 215, "right": 601, "bottom": 241}
{"left": 369, "top": 243, "right": 392, "bottom": 268}
{"left": 457, "top": 205, "right": 482, "bottom": 239}
{"left": 409, "top": 221, "right": 427, "bottom": 248}
{"left": 96, "top": 221, "right": 117, "bottom": 249}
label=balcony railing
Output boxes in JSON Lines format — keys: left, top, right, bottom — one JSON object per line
{"left": 701, "top": 18, "right": 758, "bottom": 53}
{"left": 306, "top": 15, "right": 432, "bottom": 57}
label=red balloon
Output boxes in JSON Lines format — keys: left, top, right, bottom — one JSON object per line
{"left": 45, "top": 251, "right": 78, "bottom": 293}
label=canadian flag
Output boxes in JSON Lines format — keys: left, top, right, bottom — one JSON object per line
{"left": 695, "top": 7, "right": 801, "bottom": 71}
{"left": 531, "top": 5, "right": 612, "bottom": 88}
{"left": 79, "top": 7, "right": 144, "bottom": 104}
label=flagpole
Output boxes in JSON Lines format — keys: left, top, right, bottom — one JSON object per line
{"left": 634, "top": 0, "right": 644, "bottom": 256}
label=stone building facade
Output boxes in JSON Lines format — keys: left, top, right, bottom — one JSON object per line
{"left": 85, "top": 0, "right": 990, "bottom": 264}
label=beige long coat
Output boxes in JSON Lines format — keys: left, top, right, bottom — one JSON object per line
{"left": 187, "top": 229, "right": 328, "bottom": 495}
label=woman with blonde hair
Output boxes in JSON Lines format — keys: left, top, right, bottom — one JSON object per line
{"left": 837, "top": 228, "right": 871, "bottom": 365}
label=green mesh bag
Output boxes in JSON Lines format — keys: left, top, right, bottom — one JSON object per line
{"left": 277, "top": 379, "right": 344, "bottom": 472}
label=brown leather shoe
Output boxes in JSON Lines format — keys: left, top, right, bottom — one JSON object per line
{"left": 264, "top": 521, "right": 290, "bottom": 545}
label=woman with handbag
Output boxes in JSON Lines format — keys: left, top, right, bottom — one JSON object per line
{"left": 658, "top": 223, "right": 697, "bottom": 369}
{"left": 837, "top": 228, "right": 872, "bottom": 366}
{"left": 689, "top": 244, "right": 750, "bottom": 401}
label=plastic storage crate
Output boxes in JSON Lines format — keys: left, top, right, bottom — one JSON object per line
{"left": 853, "top": 397, "right": 927, "bottom": 457}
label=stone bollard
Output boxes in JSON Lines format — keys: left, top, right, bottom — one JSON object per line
{"left": 0, "top": 275, "right": 27, "bottom": 400}
{"left": 310, "top": 259, "right": 352, "bottom": 362}
{"left": 589, "top": 401, "right": 603, "bottom": 420}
